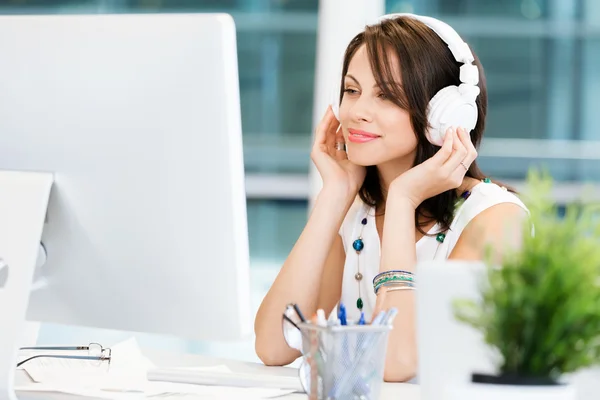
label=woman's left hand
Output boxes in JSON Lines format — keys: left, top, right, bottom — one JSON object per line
{"left": 389, "top": 126, "right": 477, "bottom": 209}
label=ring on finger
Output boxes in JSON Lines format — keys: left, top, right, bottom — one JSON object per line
{"left": 460, "top": 161, "right": 469, "bottom": 171}
{"left": 335, "top": 142, "right": 346, "bottom": 152}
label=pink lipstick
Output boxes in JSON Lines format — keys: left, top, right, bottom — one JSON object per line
{"left": 348, "top": 128, "right": 380, "bottom": 144}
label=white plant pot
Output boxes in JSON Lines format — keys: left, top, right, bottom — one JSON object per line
{"left": 445, "top": 381, "right": 576, "bottom": 400}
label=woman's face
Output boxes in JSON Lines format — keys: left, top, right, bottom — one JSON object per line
{"left": 339, "top": 44, "right": 418, "bottom": 167}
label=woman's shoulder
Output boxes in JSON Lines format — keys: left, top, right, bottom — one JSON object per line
{"left": 467, "top": 181, "right": 526, "bottom": 207}
{"left": 451, "top": 181, "right": 528, "bottom": 234}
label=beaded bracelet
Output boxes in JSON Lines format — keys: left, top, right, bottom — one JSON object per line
{"left": 373, "top": 269, "right": 413, "bottom": 283}
{"left": 373, "top": 270, "right": 414, "bottom": 284}
{"left": 373, "top": 274, "right": 414, "bottom": 287}
{"left": 373, "top": 270, "right": 415, "bottom": 294}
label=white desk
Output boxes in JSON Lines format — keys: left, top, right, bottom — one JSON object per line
{"left": 15, "top": 348, "right": 421, "bottom": 399}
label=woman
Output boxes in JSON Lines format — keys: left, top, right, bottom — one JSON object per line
{"left": 254, "top": 14, "right": 528, "bottom": 382}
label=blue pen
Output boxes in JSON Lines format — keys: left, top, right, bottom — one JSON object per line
{"left": 358, "top": 312, "right": 365, "bottom": 325}
{"left": 330, "top": 309, "right": 390, "bottom": 399}
{"left": 334, "top": 303, "right": 349, "bottom": 397}
{"left": 338, "top": 303, "right": 347, "bottom": 326}
{"left": 354, "top": 312, "right": 368, "bottom": 397}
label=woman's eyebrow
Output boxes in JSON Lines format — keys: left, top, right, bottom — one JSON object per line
{"left": 344, "top": 74, "right": 360, "bottom": 85}
{"left": 344, "top": 74, "right": 402, "bottom": 89}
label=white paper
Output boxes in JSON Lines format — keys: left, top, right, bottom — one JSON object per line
{"left": 15, "top": 384, "right": 145, "bottom": 400}
{"left": 17, "top": 339, "right": 296, "bottom": 399}
{"left": 175, "top": 365, "right": 232, "bottom": 374}
{"left": 15, "top": 382, "right": 295, "bottom": 399}
{"left": 148, "top": 365, "right": 303, "bottom": 391}
{"left": 22, "top": 337, "right": 155, "bottom": 390}
{"left": 145, "top": 383, "right": 295, "bottom": 399}
{"left": 144, "top": 366, "right": 298, "bottom": 397}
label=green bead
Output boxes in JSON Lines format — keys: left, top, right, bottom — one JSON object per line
{"left": 483, "top": 177, "right": 491, "bottom": 183}
{"left": 357, "top": 297, "right": 363, "bottom": 310}
{"left": 436, "top": 233, "right": 446, "bottom": 243}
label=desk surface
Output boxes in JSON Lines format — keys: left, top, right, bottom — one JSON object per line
{"left": 15, "top": 348, "right": 421, "bottom": 399}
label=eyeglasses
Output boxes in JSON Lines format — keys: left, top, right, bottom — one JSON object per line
{"left": 17, "top": 342, "right": 112, "bottom": 370}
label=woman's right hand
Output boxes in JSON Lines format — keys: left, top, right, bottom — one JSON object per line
{"left": 310, "top": 106, "right": 366, "bottom": 198}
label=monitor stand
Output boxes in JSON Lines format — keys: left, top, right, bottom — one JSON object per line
{"left": 0, "top": 171, "right": 53, "bottom": 400}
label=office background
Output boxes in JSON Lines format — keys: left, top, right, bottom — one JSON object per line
{"left": 3, "top": 0, "right": 598, "bottom": 362}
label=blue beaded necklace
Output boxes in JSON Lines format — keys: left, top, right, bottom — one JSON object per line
{"left": 352, "top": 216, "right": 368, "bottom": 312}
{"left": 351, "top": 178, "right": 492, "bottom": 312}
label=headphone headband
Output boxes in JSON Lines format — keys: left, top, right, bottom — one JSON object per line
{"left": 370, "top": 13, "right": 479, "bottom": 85}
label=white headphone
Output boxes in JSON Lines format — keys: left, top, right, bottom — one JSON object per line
{"left": 330, "top": 13, "right": 480, "bottom": 147}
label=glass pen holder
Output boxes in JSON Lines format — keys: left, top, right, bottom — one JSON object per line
{"left": 298, "top": 322, "right": 392, "bottom": 400}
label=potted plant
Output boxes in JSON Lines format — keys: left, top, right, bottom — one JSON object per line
{"left": 451, "top": 169, "right": 600, "bottom": 400}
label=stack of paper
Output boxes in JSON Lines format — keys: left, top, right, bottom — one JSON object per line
{"left": 16, "top": 337, "right": 297, "bottom": 399}
{"left": 17, "top": 383, "right": 296, "bottom": 400}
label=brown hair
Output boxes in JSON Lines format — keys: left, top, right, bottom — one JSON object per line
{"left": 340, "top": 16, "right": 490, "bottom": 234}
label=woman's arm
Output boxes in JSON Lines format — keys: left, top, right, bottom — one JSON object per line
{"left": 255, "top": 106, "right": 366, "bottom": 366}
{"left": 374, "top": 127, "right": 477, "bottom": 382}
{"left": 254, "top": 187, "right": 352, "bottom": 366}
{"left": 377, "top": 195, "right": 528, "bottom": 382}
{"left": 376, "top": 190, "right": 419, "bottom": 382}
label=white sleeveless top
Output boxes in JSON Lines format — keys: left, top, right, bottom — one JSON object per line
{"left": 338, "top": 182, "right": 528, "bottom": 323}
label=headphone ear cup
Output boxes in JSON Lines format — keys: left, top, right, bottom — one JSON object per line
{"left": 427, "top": 85, "right": 478, "bottom": 146}
{"left": 427, "top": 86, "right": 458, "bottom": 146}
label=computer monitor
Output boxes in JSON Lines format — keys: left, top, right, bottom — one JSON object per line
{"left": 0, "top": 13, "right": 251, "bottom": 391}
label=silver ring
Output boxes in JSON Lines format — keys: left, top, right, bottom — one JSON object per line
{"left": 335, "top": 142, "right": 346, "bottom": 152}
{"left": 460, "top": 161, "right": 469, "bottom": 171}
